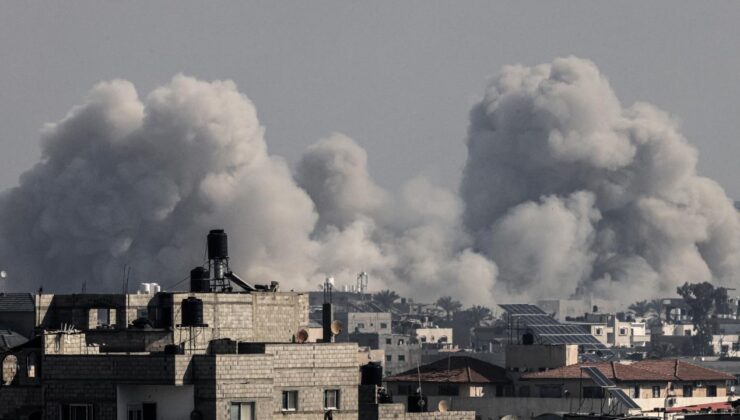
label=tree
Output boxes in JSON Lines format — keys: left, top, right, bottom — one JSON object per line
{"left": 628, "top": 300, "right": 651, "bottom": 317}
{"left": 436, "top": 296, "right": 462, "bottom": 320}
{"left": 676, "top": 282, "right": 728, "bottom": 355}
{"left": 373, "top": 289, "right": 400, "bottom": 309}
{"left": 465, "top": 305, "right": 492, "bottom": 327}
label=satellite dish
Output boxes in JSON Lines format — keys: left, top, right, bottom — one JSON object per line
{"left": 0, "top": 271, "right": 6, "bottom": 279}
{"left": 296, "top": 329, "right": 309, "bottom": 343}
{"left": 438, "top": 400, "right": 449, "bottom": 412}
{"left": 330, "top": 320, "right": 343, "bottom": 335}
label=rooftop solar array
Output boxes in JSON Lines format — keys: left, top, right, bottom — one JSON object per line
{"left": 607, "top": 388, "right": 641, "bottom": 410}
{"left": 581, "top": 366, "right": 616, "bottom": 387}
{"left": 498, "top": 304, "right": 547, "bottom": 315}
{"left": 499, "top": 303, "right": 608, "bottom": 350}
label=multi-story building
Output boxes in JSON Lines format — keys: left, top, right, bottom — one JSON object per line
{"left": 0, "top": 231, "right": 472, "bottom": 420}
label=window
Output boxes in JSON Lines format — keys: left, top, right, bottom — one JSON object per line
{"left": 385, "top": 338, "right": 392, "bottom": 345}
{"left": 282, "top": 390, "right": 298, "bottom": 411}
{"left": 619, "top": 328, "right": 627, "bottom": 335}
{"left": 380, "top": 323, "right": 388, "bottom": 329}
{"left": 539, "top": 385, "right": 563, "bottom": 398}
{"left": 595, "top": 328, "right": 603, "bottom": 335}
{"left": 495, "top": 385, "right": 505, "bottom": 397}
{"left": 324, "top": 389, "right": 340, "bottom": 409}
{"left": 685, "top": 330, "right": 692, "bottom": 336}
{"left": 97, "top": 308, "right": 109, "bottom": 327}
{"left": 127, "top": 405, "right": 142, "bottom": 420}
{"left": 652, "top": 386, "right": 660, "bottom": 398}
{"left": 385, "top": 355, "right": 392, "bottom": 362}
{"left": 632, "top": 385, "right": 640, "bottom": 398}
{"left": 583, "top": 387, "right": 604, "bottom": 398}
{"left": 470, "top": 386, "right": 484, "bottom": 397}
{"left": 420, "top": 337, "right": 427, "bottom": 343}
{"left": 398, "top": 339, "right": 405, "bottom": 345}
{"left": 26, "top": 352, "right": 38, "bottom": 379}
{"left": 398, "top": 355, "right": 405, "bottom": 362}
{"left": 357, "top": 323, "right": 365, "bottom": 329}
{"left": 127, "top": 403, "right": 155, "bottom": 420}
{"left": 683, "top": 385, "right": 693, "bottom": 397}
{"left": 438, "top": 384, "right": 459, "bottom": 396}
{"left": 733, "top": 343, "right": 740, "bottom": 351}
{"left": 136, "top": 308, "right": 148, "bottom": 319}
{"left": 707, "top": 385, "right": 717, "bottom": 397}
{"left": 61, "top": 404, "right": 94, "bottom": 420}
{"left": 230, "top": 402, "right": 254, "bottom": 420}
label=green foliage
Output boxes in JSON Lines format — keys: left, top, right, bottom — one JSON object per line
{"left": 372, "top": 289, "right": 400, "bottom": 309}
{"left": 676, "top": 281, "right": 729, "bottom": 355}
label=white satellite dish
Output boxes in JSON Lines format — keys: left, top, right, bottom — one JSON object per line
{"left": 438, "top": 400, "right": 449, "bottom": 412}
{"left": 0, "top": 270, "right": 6, "bottom": 279}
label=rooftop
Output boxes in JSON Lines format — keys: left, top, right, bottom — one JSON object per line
{"left": 520, "top": 361, "right": 674, "bottom": 382}
{"left": 0, "top": 292, "right": 34, "bottom": 312}
{"left": 521, "top": 359, "right": 735, "bottom": 382}
{"left": 384, "top": 356, "right": 510, "bottom": 384}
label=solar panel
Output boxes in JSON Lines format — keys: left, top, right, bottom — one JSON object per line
{"left": 607, "top": 388, "right": 641, "bottom": 410}
{"left": 499, "top": 304, "right": 547, "bottom": 315}
{"left": 529, "top": 325, "right": 590, "bottom": 335}
{"left": 581, "top": 366, "right": 616, "bottom": 388}
{"left": 500, "top": 304, "right": 607, "bottom": 350}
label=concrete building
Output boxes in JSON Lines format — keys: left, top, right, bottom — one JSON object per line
{"left": 0, "top": 230, "right": 473, "bottom": 420}
{"left": 348, "top": 332, "right": 422, "bottom": 377}
{"left": 415, "top": 327, "right": 452, "bottom": 348}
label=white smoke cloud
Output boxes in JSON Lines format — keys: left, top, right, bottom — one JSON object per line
{"left": 0, "top": 75, "right": 319, "bottom": 292}
{"left": 1, "top": 57, "right": 737, "bottom": 306}
{"left": 462, "top": 56, "right": 740, "bottom": 301}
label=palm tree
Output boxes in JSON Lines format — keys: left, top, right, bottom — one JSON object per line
{"left": 436, "top": 296, "right": 463, "bottom": 320}
{"left": 373, "top": 289, "right": 400, "bottom": 309}
{"left": 628, "top": 300, "right": 650, "bottom": 318}
{"left": 465, "top": 305, "right": 492, "bottom": 327}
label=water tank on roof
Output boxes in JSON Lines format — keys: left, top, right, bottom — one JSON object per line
{"left": 207, "top": 229, "right": 228, "bottom": 260}
{"left": 190, "top": 267, "right": 211, "bottom": 292}
{"left": 181, "top": 297, "right": 204, "bottom": 326}
{"left": 361, "top": 362, "right": 383, "bottom": 386}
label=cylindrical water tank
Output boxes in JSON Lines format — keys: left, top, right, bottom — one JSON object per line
{"left": 360, "top": 362, "right": 383, "bottom": 386}
{"left": 207, "top": 229, "right": 228, "bottom": 260}
{"left": 190, "top": 267, "right": 210, "bottom": 292}
{"left": 139, "top": 283, "right": 151, "bottom": 294}
{"left": 181, "top": 297, "right": 204, "bottom": 326}
{"left": 150, "top": 283, "right": 161, "bottom": 293}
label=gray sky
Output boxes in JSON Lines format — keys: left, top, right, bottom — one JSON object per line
{"left": 1, "top": 1, "right": 739, "bottom": 198}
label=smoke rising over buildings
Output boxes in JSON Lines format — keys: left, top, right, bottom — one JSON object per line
{"left": 0, "top": 57, "right": 738, "bottom": 304}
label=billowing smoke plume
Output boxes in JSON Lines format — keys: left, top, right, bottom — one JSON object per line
{"left": 1, "top": 57, "right": 738, "bottom": 305}
{"left": 0, "top": 76, "right": 319, "bottom": 292}
{"left": 462, "top": 56, "right": 740, "bottom": 301}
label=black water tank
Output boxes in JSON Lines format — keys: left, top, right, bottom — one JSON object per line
{"left": 190, "top": 267, "right": 210, "bottom": 292}
{"left": 361, "top": 362, "right": 383, "bottom": 386}
{"left": 207, "top": 229, "right": 228, "bottom": 260}
{"left": 522, "top": 331, "right": 535, "bottom": 345}
{"left": 164, "top": 344, "right": 183, "bottom": 354}
{"left": 407, "top": 394, "right": 428, "bottom": 413}
{"left": 181, "top": 297, "right": 204, "bottom": 326}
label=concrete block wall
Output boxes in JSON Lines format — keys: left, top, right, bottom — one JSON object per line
{"left": 0, "top": 387, "right": 43, "bottom": 420}
{"left": 267, "top": 343, "right": 359, "bottom": 419}
{"left": 378, "top": 404, "right": 475, "bottom": 419}
{"left": 43, "top": 332, "right": 99, "bottom": 355}
{"left": 193, "top": 354, "right": 275, "bottom": 420}
{"left": 252, "top": 292, "right": 309, "bottom": 342}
